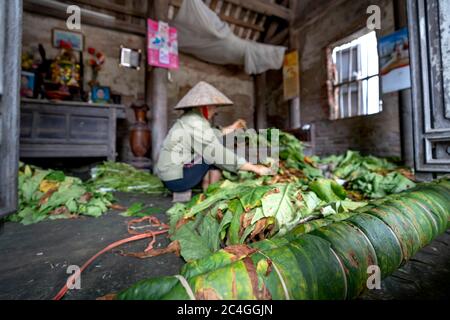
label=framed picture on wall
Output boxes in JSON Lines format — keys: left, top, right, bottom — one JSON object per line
{"left": 20, "top": 71, "right": 35, "bottom": 98}
{"left": 91, "top": 86, "right": 111, "bottom": 104}
{"left": 119, "top": 46, "right": 142, "bottom": 70}
{"left": 52, "top": 29, "right": 84, "bottom": 51}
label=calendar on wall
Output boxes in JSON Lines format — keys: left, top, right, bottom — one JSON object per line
{"left": 147, "top": 19, "right": 179, "bottom": 70}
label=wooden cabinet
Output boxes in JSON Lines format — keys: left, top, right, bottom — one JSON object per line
{"left": 20, "top": 99, "right": 126, "bottom": 161}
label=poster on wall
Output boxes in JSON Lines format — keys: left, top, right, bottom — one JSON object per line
{"left": 283, "top": 51, "right": 300, "bottom": 101}
{"left": 147, "top": 19, "right": 179, "bottom": 69}
{"left": 378, "top": 28, "right": 411, "bottom": 94}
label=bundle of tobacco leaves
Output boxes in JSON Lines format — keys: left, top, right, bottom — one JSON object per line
{"left": 224, "top": 129, "right": 323, "bottom": 182}
{"left": 9, "top": 163, "right": 114, "bottom": 225}
{"left": 89, "top": 162, "right": 166, "bottom": 195}
{"left": 165, "top": 178, "right": 367, "bottom": 261}
{"left": 116, "top": 179, "right": 450, "bottom": 300}
{"left": 321, "top": 150, "right": 416, "bottom": 198}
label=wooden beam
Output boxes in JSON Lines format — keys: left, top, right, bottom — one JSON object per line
{"left": 288, "top": 0, "right": 301, "bottom": 129}
{"left": 224, "top": 0, "right": 291, "bottom": 21}
{"left": 222, "top": 9, "right": 264, "bottom": 33}
{"left": 170, "top": 0, "right": 264, "bottom": 33}
{"left": 23, "top": 0, "right": 146, "bottom": 36}
{"left": 170, "top": 0, "right": 291, "bottom": 21}
{"left": 264, "top": 21, "right": 280, "bottom": 43}
{"left": 62, "top": 0, "right": 147, "bottom": 19}
{"left": 266, "top": 27, "right": 288, "bottom": 45}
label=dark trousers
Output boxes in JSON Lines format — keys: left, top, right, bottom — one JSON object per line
{"left": 163, "top": 162, "right": 212, "bottom": 192}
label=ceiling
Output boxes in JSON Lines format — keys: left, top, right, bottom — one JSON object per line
{"left": 24, "top": 0, "right": 293, "bottom": 45}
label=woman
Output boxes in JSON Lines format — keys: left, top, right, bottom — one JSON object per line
{"left": 154, "top": 81, "right": 272, "bottom": 196}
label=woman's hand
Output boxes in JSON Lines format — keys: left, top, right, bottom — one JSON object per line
{"left": 253, "top": 165, "right": 273, "bottom": 176}
{"left": 240, "top": 163, "right": 274, "bottom": 176}
{"left": 231, "top": 119, "right": 247, "bottom": 130}
{"left": 222, "top": 119, "right": 247, "bottom": 135}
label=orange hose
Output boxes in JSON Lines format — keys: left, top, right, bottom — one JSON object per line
{"left": 53, "top": 216, "right": 169, "bottom": 300}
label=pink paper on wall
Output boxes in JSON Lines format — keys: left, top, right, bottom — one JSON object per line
{"left": 147, "top": 19, "right": 179, "bottom": 69}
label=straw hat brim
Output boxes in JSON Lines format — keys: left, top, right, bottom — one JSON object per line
{"left": 174, "top": 81, "right": 234, "bottom": 109}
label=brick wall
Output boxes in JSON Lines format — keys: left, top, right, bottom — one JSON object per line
{"left": 21, "top": 11, "right": 254, "bottom": 162}
{"left": 288, "top": 0, "right": 401, "bottom": 157}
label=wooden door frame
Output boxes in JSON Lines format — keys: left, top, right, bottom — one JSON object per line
{"left": 407, "top": 0, "right": 450, "bottom": 174}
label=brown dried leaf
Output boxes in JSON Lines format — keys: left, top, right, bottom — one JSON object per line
{"left": 250, "top": 218, "right": 268, "bottom": 240}
{"left": 79, "top": 192, "right": 93, "bottom": 204}
{"left": 196, "top": 288, "right": 221, "bottom": 300}
{"left": 49, "top": 206, "right": 70, "bottom": 216}
{"left": 224, "top": 244, "right": 256, "bottom": 261}
{"left": 97, "top": 293, "right": 117, "bottom": 300}
{"left": 108, "top": 203, "right": 127, "bottom": 211}
{"left": 38, "top": 189, "right": 57, "bottom": 206}
{"left": 122, "top": 240, "right": 181, "bottom": 259}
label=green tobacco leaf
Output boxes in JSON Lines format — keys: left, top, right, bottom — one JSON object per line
{"left": 122, "top": 202, "right": 145, "bottom": 217}
{"left": 66, "top": 199, "right": 78, "bottom": 213}
{"left": 90, "top": 162, "right": 166, "bottom": 195}
{"left": 198, "top": 213, "right": 220, "bottom": 252}
{"left": 227, "top": 199, "right": 245, "bottom": 245}
{"left": 238, "top": 185, "right": 273, "bottom": 212}
{"left": 45, "top": 170, "right": 66, "bottom": 182}
{"left": 21, "top": 170, "right": 49, "bottom": 203}
{"left": 309, "top": 179, "right": 347, "bottom": 202}
{"left": 217, "top": 210, "right": 233, "bottom": 241}
{"left": 84, "top": 206, "right": 103, "bottom": 217}
{"left": 171, "top": 222, "right": 213, "bottom": 262}
{"left": 261, "top": 184, "right": 297, "bottom": 236}
{"left": 39, "top": 184, "right": 85, "bottom": 212}
{"left": 184, "top": 183, "right": 253, "bottom": 218}
{"left": 167, "top": 203, "right": 186, "bottom": 233}
{"left": 18, "top": 207, "right": 46, "bottom": 225}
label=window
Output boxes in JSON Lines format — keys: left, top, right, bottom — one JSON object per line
{"left": 327, "top": 30, "right": 382, "bottom": 120}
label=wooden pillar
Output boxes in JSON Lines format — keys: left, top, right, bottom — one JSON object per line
{"left": 147, "top": 0, "right": 169, "bottom": 167}
{"left": 288, "top": 0, "right": 301, "bottom": 129}
{"left": 255, "top": 73, "right": 267, "bottom": 130}
{"left": 289, "top": 95, "right": 301, "bottom": 128}
{"left": 0, "top": 0, "right": 22, "bottom": 216}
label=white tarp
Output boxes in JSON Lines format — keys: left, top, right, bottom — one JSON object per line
{"left": 172, "top": 0, "right": 287, "bottom": 74}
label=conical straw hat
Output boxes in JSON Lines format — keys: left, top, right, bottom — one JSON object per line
{"left": 174, "top": 81, "right": 233, "bottom": 109}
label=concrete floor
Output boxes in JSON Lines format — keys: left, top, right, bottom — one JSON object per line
{"left": 0, "top": 192, "right": 449, "bottom": 300}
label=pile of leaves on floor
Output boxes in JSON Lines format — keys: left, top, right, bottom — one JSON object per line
{"left": 320, "top": 150, "right": 416, "bottom": 199}
{"left": 166, "top": 178, "right": 368, "bottom": 261}
{"left": 163, "top": 129, "right": 417, "bottom": 262}
{"left": 9, "top": 163, "right": 114, "bottom": 225}
{"left": 89, "top": 162, "right": 166, "bottom": 195}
